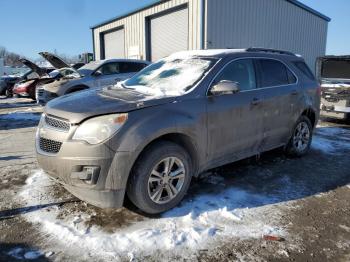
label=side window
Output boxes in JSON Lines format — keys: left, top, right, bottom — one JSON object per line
{"left": 119, "top": 62, "right": 148, "bottom": 73}
{"left": 258, "top": 59, "right": 296, "bottom": 87}
{"left": 96, "top": 62, "right": 120, "bottom": 75}
{"left": 293, "top": 61, "right": 315, "bottom": 80}
{"left": 214, "top": 59, "right": 256, "bottom": 91}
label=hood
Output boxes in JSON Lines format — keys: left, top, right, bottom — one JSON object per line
{"left": 19, "top": 58, "right": 46, "bottom": 77}
{"left": 45, "top": 86, "right": 176, "bottom": 123}
{"left": 39, "top": 52, "right": 72, "bottom": 70}
{"left": 317, "top": 56, "right": 350, "bottom": 82}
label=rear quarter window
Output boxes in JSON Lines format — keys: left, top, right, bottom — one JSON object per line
{"left": 258, "top": 59, "right": 296, "bottom": 88}
{"left": 293, "top": 61, "right": 315, "bottom": 80}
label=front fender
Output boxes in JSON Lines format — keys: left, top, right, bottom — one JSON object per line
{"left": 104, "top": 99, "right": 207, "bottom": 190}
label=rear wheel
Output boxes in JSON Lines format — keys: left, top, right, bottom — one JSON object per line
{"left": 285, "top": 116, "right": 313, "bottom": 157}
{"left": 127, "top": 141, "right": 192, "bottom": 214}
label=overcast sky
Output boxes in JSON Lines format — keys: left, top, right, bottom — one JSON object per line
{"left": 0, "top": 0, "right": 349, "bottom": 59}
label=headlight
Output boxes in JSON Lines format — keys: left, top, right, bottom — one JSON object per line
{"left": 72, "top": 113, "right": 128, "bottom": 144}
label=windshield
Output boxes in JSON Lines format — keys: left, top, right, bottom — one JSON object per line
{"left": 78, "top": 61, "right": 103, "bottom": 76}
{"left": 123, "top": 56, "right": 217, "bottom": 96}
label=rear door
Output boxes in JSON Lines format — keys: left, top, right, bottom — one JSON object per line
{"left": 256, "top": 58, "right": 299, "bottom": 149}
{"left": 206, "top": 58, "right": 265, "bottom": 166}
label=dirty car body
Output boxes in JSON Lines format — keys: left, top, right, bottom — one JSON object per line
{"left": 36, "top": 49, "right": 320, "bottom": 214}
{"left": 317, "top": 56, "right": 350, "bottom": 120}
{"left": 36, "top": 56, "right": 150, "bottom": 104}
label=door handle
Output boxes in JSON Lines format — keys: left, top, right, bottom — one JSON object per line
{"left": 251, "top": 97, "right": 260, "bottom": 105}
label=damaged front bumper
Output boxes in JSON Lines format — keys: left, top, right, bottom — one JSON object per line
{"left": 35, "top": 114, "right": 132, "bottom": 208}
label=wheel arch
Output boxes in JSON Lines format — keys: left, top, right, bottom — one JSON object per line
{"left": 65, "top": 84, "right": 89, "bottom": 94}
{"left": 301, "top": 108, "right": 317, "bottom": 128}
{"left": 132, "top": 132, "right": 200, "bottom": 177}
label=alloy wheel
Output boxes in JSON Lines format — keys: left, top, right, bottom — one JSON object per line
{"left": 293, "top": 121, "right": 310, "bottom": 152}
{"left": 147, "top": 157, "right": 186, "bottom": 204}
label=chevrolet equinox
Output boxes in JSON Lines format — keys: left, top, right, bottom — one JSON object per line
{"left": 36, "top": 48, "right": 320, "bottom": 214}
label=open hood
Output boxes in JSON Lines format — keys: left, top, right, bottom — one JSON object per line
{"left": 39, "top": 52, "right": 71, "bottom": 69}
{"left": 316, "top": 56, "right": 350, "bottom": 82}
{"left": 19, "top": 58, "right": 46, "bottom": 77}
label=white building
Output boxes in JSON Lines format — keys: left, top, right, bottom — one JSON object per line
{"left": 91, "top": 0, "right": 330, "bottom": 68}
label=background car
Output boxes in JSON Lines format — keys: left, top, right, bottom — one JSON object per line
{"left": 317, "top": 56, "right": 350, "bottom": 120}
{"left": 0, "top": 68, "right": 41, "bottom": 97}
{"left": 12, "top": 57, "right": 76, "bottom": 100}
{"left": 36, "top": 58, "right": 150, "bottom": 104}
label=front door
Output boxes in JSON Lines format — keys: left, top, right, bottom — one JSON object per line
{"left": 206, "top": 58, "right": 265, "bottom": 166}
{"left": 94, "top": 62, "right": 122, "bottom": 87}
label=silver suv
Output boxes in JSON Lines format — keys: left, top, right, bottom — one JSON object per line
{"left": 36, "top": 52, "right": 149, "bottom": 104}
{"left": 36, "top": 48, "right": 320, "bottom": 214}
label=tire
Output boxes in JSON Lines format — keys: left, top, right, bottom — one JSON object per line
{"left": 127, "top": 141, "right": 193, "bottom": 214}
{"left": 285, "top": 115, "right": 313, "bottom": 157}
{"left": 5, "top": 89, "right": 13, "bottom": 98}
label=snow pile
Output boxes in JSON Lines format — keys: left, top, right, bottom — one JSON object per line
{"left": 0, "top": 112, "right": 41, "bottom": 121}
{"left": 19, "top": 170, "right": 285, "bottom": 260}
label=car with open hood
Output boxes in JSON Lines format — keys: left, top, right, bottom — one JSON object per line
{"left": 36, "top": 56, "right": 150, "bottom": 104}
{"left": 36, "top": 48, "right": 320, "bottom": 214}
{"left": 0, "top": 67, "right": 44, "bottom": 97}
{"left": 13, "top": 53, "right": 78, "bottom": 100}
{"left": 317, "top": 56, "right": 350, "bottom": 120}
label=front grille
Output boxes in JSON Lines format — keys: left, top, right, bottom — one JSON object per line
{"left": 44, "top": 115, "right": 70, "bottom": 131}
{"left": 39, "top": 137, "right": 62, "bottom": 154}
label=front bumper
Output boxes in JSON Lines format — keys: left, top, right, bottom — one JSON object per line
{"left": 36, "top": 116, "right": 133, "bottom": 208}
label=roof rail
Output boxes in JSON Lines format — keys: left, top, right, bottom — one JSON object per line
{"left": 246, "top": 47, "right": 297, "bottom": 57}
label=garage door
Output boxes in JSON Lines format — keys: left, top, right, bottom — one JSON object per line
{"left": 103, "top": 28, "right": 125, "bottom": 59}
{"left": 150, "top": 7, "right": 188, "bottom": 61}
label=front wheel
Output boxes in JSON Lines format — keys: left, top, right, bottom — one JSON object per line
{"left": 285, "top": 116, "right": 313, "bottom": 157}
{"left": 127, "top": 141, "right": 192, "bottom": 214}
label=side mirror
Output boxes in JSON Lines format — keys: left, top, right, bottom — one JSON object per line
{"left": 93, "top": 71, "right": 102, "bottom": 77}
{"left": 210, "top": 80, "right": 240, "bottom": 96}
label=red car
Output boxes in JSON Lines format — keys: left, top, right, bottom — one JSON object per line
{"left": 12, "top": 59, "right": 54, "bottom": 100}
{"left": 13, "top": 56, "right": 79, "bottom": 100}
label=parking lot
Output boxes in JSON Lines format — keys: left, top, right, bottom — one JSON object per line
{"left": 0, "top": 97, "right": 349, "bottom": 261}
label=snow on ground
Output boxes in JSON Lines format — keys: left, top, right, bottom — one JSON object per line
{"left": 19, "top": 170, "right": 286, "bottom": 260}
{"left": 0, "top": 111, "right": 41, "bottom": 121}
{"left": 15, "top": 125, "right": 350, "bottom": 260}
{"left": 312, "top": 125, "right": 350, "bottom": 154}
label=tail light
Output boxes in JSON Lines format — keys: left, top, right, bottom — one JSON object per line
{"left": 316, "top": 86, "right": 322, "bottom": 96}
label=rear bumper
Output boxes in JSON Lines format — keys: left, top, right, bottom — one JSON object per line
{"left": 321, "top": 98, "right": 350, "bottom": 119}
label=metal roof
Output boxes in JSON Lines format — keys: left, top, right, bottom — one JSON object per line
{"left": 90, "top": 0, "right": 331, "bottom": 29}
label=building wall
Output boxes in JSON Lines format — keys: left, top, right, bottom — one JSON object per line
{"left": 93, "top": 0, "right": 203, "bottom": 60}
{"left": 205, "top": 0, "right": 328, "bottom": 70}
